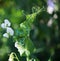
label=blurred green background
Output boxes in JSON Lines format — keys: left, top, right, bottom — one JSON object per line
{"left": 0, "top": 0, "right": 60, "bottom": 61}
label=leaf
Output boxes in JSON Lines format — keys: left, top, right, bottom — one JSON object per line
{"left": 25, "top": 38, "right": 35, "bottom": 55}
{"left": 10, "top": 8, "right": 26, "bottom": 25}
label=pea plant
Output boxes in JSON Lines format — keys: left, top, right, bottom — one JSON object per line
{"left": 0, "top": 0, "right": 60, "bottom": 61}
{"left": 0, "top": 9, "right": 40, "bottom": 61}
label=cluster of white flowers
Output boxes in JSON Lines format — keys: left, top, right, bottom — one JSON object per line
{"left": 47, "top": 0, "right": 55, "bottom": 14}
{"left": 47, "top": 0, "right": 58, "bottom": 27}
{"left": 1, "top": 19, "right": 14, "bottom": 38}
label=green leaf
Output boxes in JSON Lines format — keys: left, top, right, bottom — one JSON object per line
{"left": 10, "top": 8, "right": 26, "bottom": 25}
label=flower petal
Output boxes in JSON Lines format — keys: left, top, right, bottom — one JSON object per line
{"left": 53, "top": 14, "right": 58, "bottom": 19}
{"left": 4, "top": 19, "right": 11, "bottom": 27}
{"left": 15, "top": 41, "right": 18, "bottom": 47}
{"left": 15, "top": 41, "right": 25, "bottom": 56}
{"left": 47, "top": 18, "right": 53, "bottom": 27}
{"left": 1, "top": 23, "right": 5, "bottom": 29}
{"left": 3, "top": 33, "right": 9, "bottom": 38}
{"left": 47, "top": 6, "right": 54, "bottom": 14}
{"left": 7, "top": 27, "right": 14, "bottom": 36}
{"left": 47, "top": 0, "right": 55, "bottom": 14}
{"left": 47, "top": 0, "right": 54, "bottom": 7}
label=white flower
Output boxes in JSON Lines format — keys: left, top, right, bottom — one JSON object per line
{"left": 9, "top": 58, "right": 13, "bottom": 61}
{"left": 15, "top": 41, "right": 19, "bottom": 48}
{"left": 53, "top": 14, "right": 58, "bottom": 19}
{"left": 47, "top": 6, "right": 54, "bottom": 14}
{"left": 1, "top": 19, "right": 11, "bottom": 29}
{"left": 47, "top": 0, "right": 55, "bottom": 14}
{"left": 3, "top": 33, "right": 9, "bottom": 38}
{"left": 15, "top": 41, "right": 25, "bottom": 56}
{"left": 7, "top": 27, "right": 14, "bottom": 36}
{"left": 4, "top": 19, "right": 11, "bottom": 27}
{"left": 8, "top": 53, "right": 14, "bottom": 61}
{"left": 47, "top": 18, "right": 53, "bottom": 27}
{"left": 1, "top": 23, "right": 5, "bottom": 29}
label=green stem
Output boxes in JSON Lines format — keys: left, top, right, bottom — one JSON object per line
{"left": 26, "top": 56, "right": 30, "bottom": 61}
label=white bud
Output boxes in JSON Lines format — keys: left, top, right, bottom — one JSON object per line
{"left": 3, "top": 33, "right": 9, "bottom": 38}
{"left": 9, "top": 58, "right": 13, "bottom": 61}
{"left": 53, "top": 14, "right": 58, "bottom": 19}
{"left": 47, "top": 18, "right": 53, "bottom": 27}
{"left": 8, "top": 53, "right": 14, "bottom": 61}
{"left": 15, "top": 41, "right": 19, "bottom": 48}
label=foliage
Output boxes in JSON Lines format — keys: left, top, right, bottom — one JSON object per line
{"left": 0, "top": 0, "right": 60, "bottom": 61}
